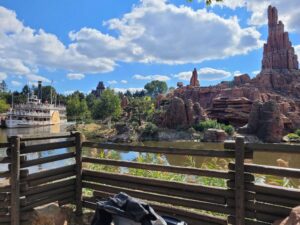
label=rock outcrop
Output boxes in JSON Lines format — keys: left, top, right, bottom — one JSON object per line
{"left": 262, "top": 6, "right": 298, "bottom": 70}
{"left": 240, "top": 101, "right": 284, "bottom": 143}
{"left": 190, "top": 68, "right": 200, "bottom": 87}
{"left": 233, "top": 74, "right": 251, "bottom": 86}
{"left": 203, "top": 129, "right": 227, "bottom": 142}
{"left": 120, "top": 95, "right": 129, "bottom": 109}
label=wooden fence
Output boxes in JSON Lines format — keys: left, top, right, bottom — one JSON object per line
{"left": 0, "top": 133, "right": 300, "bottom": 225}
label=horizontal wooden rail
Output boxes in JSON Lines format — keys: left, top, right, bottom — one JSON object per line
{"left": 19, "top": 132, "right": 74, "bottom": 141}
{"left": 0, "top": 157, "right": 11, "bottom": 164}
{"left": 83, "top": 157, "right": 231, "bottom": 179}
{"left": 83, "top": 142, "right": 239, "bottom": 158}
{"left": 229, "top": 163, "right": 300, "bottom": 178}
{"left": 21, "top": 152, "right": 75, "bottom": 168}
{"left": 82, "top": 169, "right": 232, "bottom": 197}
{"left": 0, "top": 143, "right": 9, "bottom": 148}
{"left": 21, "top": 141, "right": 75, "bottom": 154}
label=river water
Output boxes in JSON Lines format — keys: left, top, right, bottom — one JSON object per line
{"left": 0, "top": 125, "right": 299, "bottom": 188}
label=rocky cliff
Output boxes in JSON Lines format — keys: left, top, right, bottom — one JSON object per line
{"left": 156, "top": 5, "right": 300, "bottom": 142}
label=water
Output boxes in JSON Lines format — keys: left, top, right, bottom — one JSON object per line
{"left": 0, "top": 127, "right": 299, "bottom": 188}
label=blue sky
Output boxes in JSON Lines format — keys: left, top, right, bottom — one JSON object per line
{"left": 0, "top": 0, "right": 299, "bottom": 94}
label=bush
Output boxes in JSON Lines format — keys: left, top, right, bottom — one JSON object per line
{"left": 287, "top": 133, "right": 300, "bottom": 140}
{"left": 143, "top": 122, "right": 158, "bottom": 135}
{"left": 193, "top": 119, "right": 235, "bottom": 135}
{"left": 295, "top": 129, "right": 300, "bottom": 136}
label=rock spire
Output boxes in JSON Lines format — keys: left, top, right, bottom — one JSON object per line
{"left": 262, "top": 6, "right": 298, "bottom": 70}
{"left": 190, "top": 68, "right": 200, "bottom": 87}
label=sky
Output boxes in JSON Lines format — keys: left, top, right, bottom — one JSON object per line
{"left": 0, "top": 0, "right": 300, "bottom": 94}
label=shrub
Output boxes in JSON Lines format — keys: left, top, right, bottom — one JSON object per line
{"left": 287, "top": 133, "right": 300, "bottom": 140}
{"left": 143, "top": 122, "right": 158, "bottom": 135}
{"left": 193, "top": 119, "right": 235, "bottom": 135}
{"left": 295, "top": 129, "right": 300, "bottom": 136}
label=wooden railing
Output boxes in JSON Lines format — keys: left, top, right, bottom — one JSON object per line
{"left": 0, "top": 133, "right": 299, "bottom": 225}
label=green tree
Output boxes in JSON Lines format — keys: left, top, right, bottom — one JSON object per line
{"left": 144, "top": 80, "right": 168, "bottom": 98}
{"left": 92, "top": 89, "right": 122, "bottom": 120}
{"left": 66, "top": 94, "right": 91, "bottom": 121}
{"left": 0, "top": 99, "right": 10, "bottom": 113}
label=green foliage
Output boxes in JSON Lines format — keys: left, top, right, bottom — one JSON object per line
{"left": 144, "top": 80, "right": 168, "bottom": 97}
{"left": 92, "top": 89, "right": 122, "bottom": 120}
{"left": 295, "top": 129, "right": 300, "bottom": 137}
{"left": 143, "top": 122, "right": 158, "bottom": 135}
{"left": 193, "top": 119, "right": 235, "bottom": 135}
{"left": 0, "top": 98, "right": 10, "bottom": 113}
{"left": 66, "top": 93, "right": 91, "bottom": 121}
{"left": 287, "top": 133, "right": 300, "bottom": 140}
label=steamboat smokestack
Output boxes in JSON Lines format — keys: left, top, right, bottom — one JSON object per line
{"left": 38, "top": 81, "right": 42, "bottom": 100}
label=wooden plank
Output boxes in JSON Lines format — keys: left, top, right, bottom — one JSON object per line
{"left": 83, "top": 179, "right": 227, "bottom": 204}
{"left": 74, "top": 132, "right": 83, "bottom": 216}
{"left": 10, "top": 136, "right": 20, "bottom": 225}
{"left": 246, "top": 201, "right": 291, "bottom": 217}
{"left": 23, "top": 165, "right": 75, "bottom": 181}
{"left": 0, "top": 143, "right": 9, "bottom": 148}
{"left": 0, "top": 157, "right": 11, "bottom": 164}
{"left": 254, "top": 193, "right": 300, "bottom": 208}
{"left": 82, "top": 157, "right": 231, "bottom": 179}
{"left": 246, "top": 183, "right": 300, "bottom": 201}
{"left": 229, "top": 163, "right": 300, "bottom": 178}
{"left": 227, "top": 215, "right": 271, "bottom": 225}
{"left": 234, "top": 136, "right": 245, "bottom": 225}
{"left": 27, "top": 172, "right": 75, "bottom": 187}
{"left": 21, "top": 191, "right": 75, "bottom": 211}
{"left": 246, "top": 143, "right": 300, "bottom": 154}
{"left": 23, "top": 179, "right": 75, "bottom": 196}
{"left": 0, "top": 172, "right": 10, "bottom": 178}
{"left": 19, "top": 132, "right": 73, "bottom": 141}
{"left": 21, "top": 141, "right": 75, "bottom": 154}
{"left": 82, "top": 169, "right": 232, "bottom": 197}
{"left": 83, "top": 142, "right": 236, "bottom": 158}
{"left": 90, "top": 183, "right": 231, "bottom": 214}
{"left": 21, "top": 152, "right": 75, "bottom": 168}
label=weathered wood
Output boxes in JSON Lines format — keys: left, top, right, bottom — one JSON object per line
{"left": 82, "top": 169, "right": 232, "bottom": 197}
{"left": 229, "top": 163, "right": 300, "bottom": 178}
{"left": 227, "top": 215, "right": 271, "bottom": 225}
{"left": 83, "top": 142, "right": 236, "bottom": 158}
{"left": 82, "top": 157, "right": 231, "bottom": 179}
{"left": 0, "top": 157, "right": 11, "bottom": 164}
{"left": 246, "top": 142, "right": 300, "bottom": 153}
{"left": 83, "top": 179, "right": 227, "bottom": 204}
{"left": 74, "top": 132, "right": 83, "bottom": 216}
{"left": 234, "top": 136, "right": 245, "bottom": 225}
{"left": 0, "top": 171, "right": 10, "bottom": 178}
{"left": 254, "top": 193, "right": 300, "bottom": 208}
{"left": 24, "top": 185, "right": 75, "bottom": 205}
{"left": 19, "top": 132, "right": 73, "bottom": 141}
{"left": 246, "top": 201, "right": 292, "bottom": 217}
{"left": 254, "top": 212, "right": 285, "bottom": 224}
{"left": 21, "top": 191, "right": 75, "bottom": 211}
{"left": 0, "top": 143, "right": 9, "bottom": 148}
{"left": 23, "top": 179, "right": 75, "bottom": 196}
{"left": 10, "top": 136, "right": 20, "bottom": 225}
{"left": 21, "top": 152, "right": 75, "bottom": 168}
{"left": 24, "top": 165, "right": 75, "bottom": 181}
{"left": 21, "top": 141, "right": 75, "bottom": 154}
{"left": 246, "top": 183, "right": 300, "bottom": 201}
{"left": 27, "top": 172, "right": 75, "bottom": 187}
{"left": 91, "top": 183, "right": 231, "bottom": 214}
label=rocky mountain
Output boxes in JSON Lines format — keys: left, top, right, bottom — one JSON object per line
{"left": 156, "top": 5, "right": 300, "bottom": 142}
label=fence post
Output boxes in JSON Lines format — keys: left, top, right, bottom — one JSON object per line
{"left": 10, "top": 136, "right": 21, "bottom": 225}
{"left": 75, "top": 132, "right": 83, "bottom": 216}
{"left": 235, "top": 136, "right": 245, "bottom": 225}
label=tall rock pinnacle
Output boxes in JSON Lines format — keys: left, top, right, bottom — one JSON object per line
{"left": 190, "top": 68, "right": 200, "bottom": 87}
{"left": 262, "top": 6, "right": 299, "bottom": 70}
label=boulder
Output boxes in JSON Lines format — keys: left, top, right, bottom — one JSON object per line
{"left": 234, "top": 74, "right": 251, "bottom": 86}
{"left": 203, "top": 129, "right": 227, "bottom": 142}
{"left": 273, "top": 206, "right": 300, "bottom": 225}
{"left": 241, "top": 101, "right": 284, "bottom": 143}
{"left": 190, "top": 68, "right": 200, "bottom": 87}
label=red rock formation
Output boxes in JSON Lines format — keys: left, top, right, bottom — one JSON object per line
{"left": 262, "top": 6, "right": 298, "bottom": 70}
{"left": 121, "top": 95, "right": 129, "bottom": 109}
{"left": 190, "top": 68, "right": 200, "bottom": 87}
{"left": 233, "top": 74, "right": 251, "bottom": 86}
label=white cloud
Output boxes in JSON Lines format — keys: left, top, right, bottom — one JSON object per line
{"left": 0, "top": 72, "right": 7, "bottom": 80}
{"left": 252, "top": 70, "right": 260, "bottom": 75}
{"left": 11, "top": 80, "right": 22, "bottom": 87}
{"left": 108, "top": 80, "right": 118, "bottom": 84}
{"left": 67, "top": 73, "right": 85, "bottom": 80}
{"left": 174, "top": 68, "right": 232, "bottom": 81}
{"left": 212, "top": 0, "right": 300, "bottom": 33}
{"left": 113, "top": 87, "right": 144, "bottom": 93}
{"left": 233, "top": 71, "right": 242, "bottom": 77}
{"left": 120, "top": 80, "right": 128, "bottom": 84}
{"left": 71, "top": 0, "right": 262, "bottom": 64}
{"left": 133, "top": 74, "right": 170, "bottom": 81}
